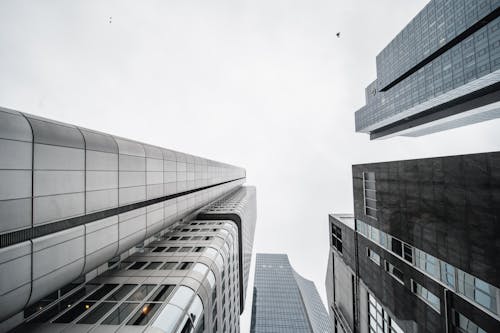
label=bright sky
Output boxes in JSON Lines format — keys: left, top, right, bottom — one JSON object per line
{"left": 2, "top": 1, "right": 500, "bottom": 332}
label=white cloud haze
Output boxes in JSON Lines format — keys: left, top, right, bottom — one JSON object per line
{"left": 1, "top": 0, "right": 500, "bottom": 331}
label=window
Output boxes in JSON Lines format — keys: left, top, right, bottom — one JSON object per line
{"left": 367, "top": 248, "right": 380, "bottom": 266}
{"left": 144, "top": 262, "right": 162, "bottom": 270}
{"left": 385, "top": 261, "right": 404, "bottom": 285}
{"left": 363, "top": 171, "right": 377, "bottom": 219}
{"left": 414, "top": 249, "right": 440, "bottom": 279}
{"left": 77, "top": 302, "right": 115, "bottom": 324}
{"left": 454, "top": 312, "right": 486, "bottom": 333}
{"left": 331, "top": 224, "right": 343, "bottom": 254}
{"left": 178, "top": 262, "right": 193, "bottom": 270}
{"left": 102, "top": 303, "right": 138, "bottom": 325}
{"left": 368, "top": 293, "right": 404, "bottom": 333}
{"left": 170, "top": 236, "right": 180, "bottom": 241}
{"left": 411, "top": 280, "right": 440, "bottom": 313}
{"left": 166, "top": 247, "right": 179, "bottom": 252}
{"left": 105, "top": 284, "right": 136, "bottom": 301}
{"left": 127, "top": 285, "right": 156, "bottom": 302}
{"left": 128, "top": 262, "right": 147, "bottom": 270}
{"left": 127, "top": 303, "right": 160, "bottom": 325}
{"left": 152, "top": 247, "right": 166, "bottom": 252}
{"left": 148, "top": 285, "right": 174, "bottom": 302}
{"left": 457, "top": 270, "right": 498, "bottom": 314}
{"left": 161, "top": 262, "right": 178, "bottom": 270}
{"left": 28, "top": 284, "right": 100, "bottom": 323}
{"left": 403, "top": 244, "right": 413, "bottom": 263}
{"left": 391, "top": 238, "right": 403, "bottom": 257}
{"left": 194, "top": 247, "right": 205, "bottom": 252}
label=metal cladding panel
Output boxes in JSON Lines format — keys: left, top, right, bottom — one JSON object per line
{"left": 0, "top": 241, "right": 31, "bottom": 320}
{"left": 0, "top": 108, "right": 246, "bottom": 324}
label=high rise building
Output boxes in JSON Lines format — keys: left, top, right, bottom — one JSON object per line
{"left": 0, "top": 107, "right": 257, "bottom": 333}
{"left": 355, "top": 1, "right": 500, "bottom": 139}
{"left": 251, "top": 253, "right": 333, "bottom": 333}
{"left": 326, "top": 153, "right": 500, "bottom": 333}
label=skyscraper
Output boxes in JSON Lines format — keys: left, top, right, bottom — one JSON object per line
{"left": 0, "top": 107, "right": 257, "bottom": 332}
{"left": 326, "top": 153, "right": 500, "bottom": 333}
{"left": 355, "top": 1, "right": 500, "bottom": 139}
{"left": 251, "top": 253, "right": 333, "bottom": 333}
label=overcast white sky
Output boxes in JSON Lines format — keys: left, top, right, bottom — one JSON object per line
{"left": 2, "top": 0, "right": 500, "bottom": 331}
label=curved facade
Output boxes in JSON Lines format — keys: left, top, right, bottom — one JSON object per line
{"left": 17, "top": 219, "right": 241, "bottom": 333}
{"left": 198, "top": 186, "right": 257, "bottom": 311}
{"left": 0, "top": 107, "right": 250, "bottom": 328}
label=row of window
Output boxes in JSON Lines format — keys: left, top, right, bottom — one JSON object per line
{"left": 29, "top": 283, "right": 173, "bottom": 324}
{"left": 122, "top": 261, "right": 194, "bottom": 271}
{"left": 147, "top": 246, "right": 206, "bottom": 253}
{"left": 357, "top": 220, "right": 499, "bottom": 316}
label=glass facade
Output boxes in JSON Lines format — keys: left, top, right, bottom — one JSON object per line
{"left": 355, "top": 1, "right": 500, "bottom": 137}
{"left": 250, "top": 253, "right": 333, "bottom": 333}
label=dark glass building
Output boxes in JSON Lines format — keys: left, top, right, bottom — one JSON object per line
{"left": 326, "top": 153, "right": 500, "bottom": 333}
{"left": 355, "top": 0, "right": 500, "bottom": 139}
{"left": 0, "top": 107, "right": 257, "bottom": 333}
{"left": 251, "top": 253, "right": 333, "bottom": 333}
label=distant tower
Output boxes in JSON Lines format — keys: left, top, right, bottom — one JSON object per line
{"left": 355, "top": 2, "right": 500, "bottom": 139}
{"left": 251, "top": 253, "right": 333, "bottom": 333}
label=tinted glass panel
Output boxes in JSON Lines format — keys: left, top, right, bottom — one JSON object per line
{"left": 127, "top": 303, "right": 161, "bottom": 326}
{"left": 161, "top": 262, "right": 178, "bottom": 269}
{"left": 106, "top": 285, "right": 136, "bottom": 302}
{"left": 53, "top": 302, "right": 96, "bottom": 323}
{"left": 28, "top": 284, "right": 100, "bottom": 323}
{"left": 127, "top": 285, "right": 156, "bottom": 301}
{"left": 144, "top": 262, "right": 163, "bottom": 270}
{"left": 77, "top": 302, "right": 115, "bottom": 324}
{"left": 148, "top": 285, "right": 175, "bottom": 302}
{"left": 102, "top": 303, "right": 138, "bottom": 325}
{"left": 128, "top": 262, "right": 147, "bottom": 270}
{"left": 85, "top": 284, "right": 119, "bottom": 301}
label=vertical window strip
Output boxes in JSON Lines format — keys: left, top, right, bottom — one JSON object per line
{"left": 363, "top": 172, "right": 377, "bottom": 219}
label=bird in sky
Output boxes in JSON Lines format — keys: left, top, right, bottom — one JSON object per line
{"left": 336, "top": 32, "right": 341, "bottom": 38}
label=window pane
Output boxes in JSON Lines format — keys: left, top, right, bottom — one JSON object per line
{"left": 128, "top": 262, "right": 147, "bottom": 270}
{"left": 106, "top": 285, "right": 136, "bottom": 302}
{"left": 148, "top": 285, "right": 174, "bottom": 302}
{"left": 127, "top": 303, "right": 161, "bottom": 326}
{"left": 102, "top": 303, "right": 138, "bottom": 325}
{"left": 77, "top": 302, "right": 115, "bottom": 324}
{"left": 144, "top": 262, "right": 163, "bottom": 270}
{"left": 85, "top": 284, "right": 119, "bottom": 301}
{"left": 53, "top": 301, "right": 96, "bottom": 323}
{"left": 161, "top": 262, "right": 178, "bottom": 270}
{"left": 127, "top": 285, "right": 156, "bottom": 301}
